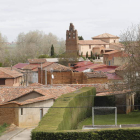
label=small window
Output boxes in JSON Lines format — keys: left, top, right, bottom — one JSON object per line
{"left": 73, "top": 33, "right": 75, "bottom": 35}
{"left": 73, "top": 36, "right": 75, "bottom": 39}
{"left": 40, "top": 109, "right": 43, "bottom": 120}
{"left": 89, "top": 45, "right": 91, "bottom": 49}
{"left": 114, "top": 40, "right": 115, "bottom": 43}
{"left": 21, "top": 108, "right": 23, "bottom": 115}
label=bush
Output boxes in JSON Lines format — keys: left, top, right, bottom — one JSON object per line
{"left": 32, "top": 87, "right": 96, "bottom": 137}
{"left": 32, "top": 129, "right": 140, "bottom": 140}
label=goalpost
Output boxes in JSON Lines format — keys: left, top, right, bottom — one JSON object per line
{"left": 92, "top": 107, "right": 117, "bottom": 126}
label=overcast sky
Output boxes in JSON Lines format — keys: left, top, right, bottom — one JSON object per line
{"left": 0, "top": 0, "right": 140, "bottom": 42}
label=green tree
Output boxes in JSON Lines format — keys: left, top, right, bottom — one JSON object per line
{"left": 86, "top": 51, "right": 88, "bottom": 58}
{"left": 91, "top": 51, "right": 93, "bottom": 59}
{"left": 58, "top": 52, "right": 78, "bottom": 66}
{"left": 78, "top": 36, "right": 84, "bottom": 40}
{"left": 81, "top": 52, "right": 83, "bottom": 57}
{"left": 51, "top": 44, "right": 54, "bottom": 57}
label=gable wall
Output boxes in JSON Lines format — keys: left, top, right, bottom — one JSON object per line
{"left": 13, "top": 91, "right": 43, "bottom": 102}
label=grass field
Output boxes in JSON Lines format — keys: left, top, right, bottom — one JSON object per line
{"left": 77, "top": 111, "right": 140, "bottom": 129}
{"left": 0, "top": 123, "right": 8, "bottom": 136}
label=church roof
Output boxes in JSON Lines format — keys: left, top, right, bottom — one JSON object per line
{"left": 92, "top": 33, "right": 119, "bottom": 39}
{"left": 78, "top": 40, "right": 108, "bottom": 45}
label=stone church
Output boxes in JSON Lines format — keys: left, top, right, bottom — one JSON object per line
{"left": 66, "top": 23, "right": 123, "bottom": 56}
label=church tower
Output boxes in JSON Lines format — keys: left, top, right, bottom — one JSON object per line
{"left": 66, "top": 23, "right": 78, "bottom": 53}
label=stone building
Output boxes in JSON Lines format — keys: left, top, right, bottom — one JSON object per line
{"left": 66, "top": 23, "right": 123, "bottom": 57}
{"left": 0, "top": 86, "right": 76, "bottom": 127}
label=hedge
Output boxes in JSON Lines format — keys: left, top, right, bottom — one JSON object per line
{"left": 32, "top": 87, "right": 96, "bottom": 133}
{"left": 32, "top": 129, "right": 140, "bottom": 140}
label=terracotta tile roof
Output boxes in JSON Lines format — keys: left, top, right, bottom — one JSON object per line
{"left": 96, "top": 90, "right": 131, "bottom": 96}
{"left": 22, "top": 64, "right": 40, "bottom": 70}
{"left": 4, "top": 67, "right": 25, "bottom": 73}
{"left": 32, "top": 62, "right": 54, "bottom": 72}
{"left": 110, "top": 43, "right": 124, "bottom": 48}
{"left": 33, "top": 63, "right": 75, "bottom": 72}
{"left": 13, "top": 63, "right": 28, "bottom": 69}
{"left": 0, "top": 86, "right": 76, "bottom": 105}
{"left": 103, "top": 50, "right": 119, "bottom": 55}
{"left": 84, "top": 72, "right": 107, "bottom": 78}
{"left": 0, "top": 67, "right": 23, "bottom": 78}
{"left": 92, "top": 33, "right": 119, "bottom": 39}
{"left": 29, "top": 83, "right": 44, "bottom": 86}
{"left": 28, "top": 58, "right": 47, "bottom": 64}
{"left": 78, "top": 40, "right": 108, "bottom": 45}
{"left": 74, "top": 61, "right": 93, "bottom": 67}
{"left": 20, "top": 95, "right": 54, "bottom": 105}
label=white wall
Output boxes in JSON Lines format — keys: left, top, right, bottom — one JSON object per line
{"left": 18, "top": 99, "right": 54, "bottom": 127}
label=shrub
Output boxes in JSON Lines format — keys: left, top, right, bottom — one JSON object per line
{"left": 32, "top": 87, "right": 96, "bottom": 134}
{"left": 32, "top": 129, "right": 140, "bottom": 140}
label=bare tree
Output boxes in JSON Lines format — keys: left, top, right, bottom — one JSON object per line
{"left": 119, "top": 24, "right": 140, "bottom": 91}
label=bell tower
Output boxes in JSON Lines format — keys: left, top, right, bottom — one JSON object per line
{"left": 66, "top": 23, "right": 78, "bottom": 53}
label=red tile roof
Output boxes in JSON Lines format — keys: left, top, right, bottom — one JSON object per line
{"left": 4, "top": 67, "right": 25, "bottom": 73}
{"left": 0, "top": 67, "right": 23, "bottom": 78}
{"left": 103, "top": 50, "right": 119, "bottom": 55}
{"left": 84, "top": 72, "right": 107, "bottom": 78}
{"left": 33, "top": 63, "right": 75, "bottom": 72}
{"left": 92, "top": 33, "right": 119, "bottom": 39}
{"left": 78, "top": 40, "right": 108, "bottom": 45}
{"left": 22, "top": 64, "right": 41, "bottom": 70}
{"left": 13, "top": 63, "right": 28, "bottom": 69}
{"left": 0, "top": 86, "right": 76, "bottom": 105}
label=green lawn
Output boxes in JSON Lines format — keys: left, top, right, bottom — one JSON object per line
{"left": 0, "top": 123, "right": 8, "bottom": 136}
{"left": 77, "top": 111, "right": 140, "bottom": 129}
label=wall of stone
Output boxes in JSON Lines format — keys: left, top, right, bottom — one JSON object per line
{"left": 0, "top": 103, "right": 19, "bottom": 126}
{"left": 19, "top": 99, "right": 54, "bottom": 127}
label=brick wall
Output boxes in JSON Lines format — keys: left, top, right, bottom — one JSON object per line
{"left": 38, "top": 68, "right": 108, "bottom": 85}
{"left": 0, "top": 103, "right": 19, "bottom": 125}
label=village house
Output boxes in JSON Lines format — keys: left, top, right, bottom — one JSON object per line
{"left": 0, "top": 86, "right": 76, "bottom": 127}
{"left": 0, "top": 67, "right": 23, "bottom": 86}
{"left": 22, "top": 58, "right": 48, "bottom": 84}
{"left": 66, "top": 23, "right": 123, "bottom": 56}
{"left": 103, "top": 50, "right": 128, "bottom": 66}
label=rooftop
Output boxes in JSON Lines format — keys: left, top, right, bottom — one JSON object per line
{"left": 13, "top": 63, "right": 28, "bottom": 69}
{"left": 0, "top": 67, "right": 23, "bottom": 78}
{"left": 0, "top": 86, "right": 76, "bottom": 105}
{"left": 78, "top": 40, "right": 108, "bottom": 45}
{"left": 92, "top": 33, "right": 119, "bottom": 39}
{"left": 33, "top": 63, "right": 75, "bottom": 72}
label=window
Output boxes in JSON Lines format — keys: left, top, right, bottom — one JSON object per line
{"left": 40, "top": 109, "right": 43, "bottom": 120}
{"left": 114, "top": 40, "right": 116, "bottom": 43}
{"left": 21, "top": 108, "right": 23, "bottom": 115}
{"left": 0, "top": 79, "right": 5, "bottom": 85}
{"left": 89, "top": 45, "right": 91, "bottom": 49}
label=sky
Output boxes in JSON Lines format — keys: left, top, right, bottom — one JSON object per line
{"left": 0, "top": 0, "right": 140, "bottom": 42}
